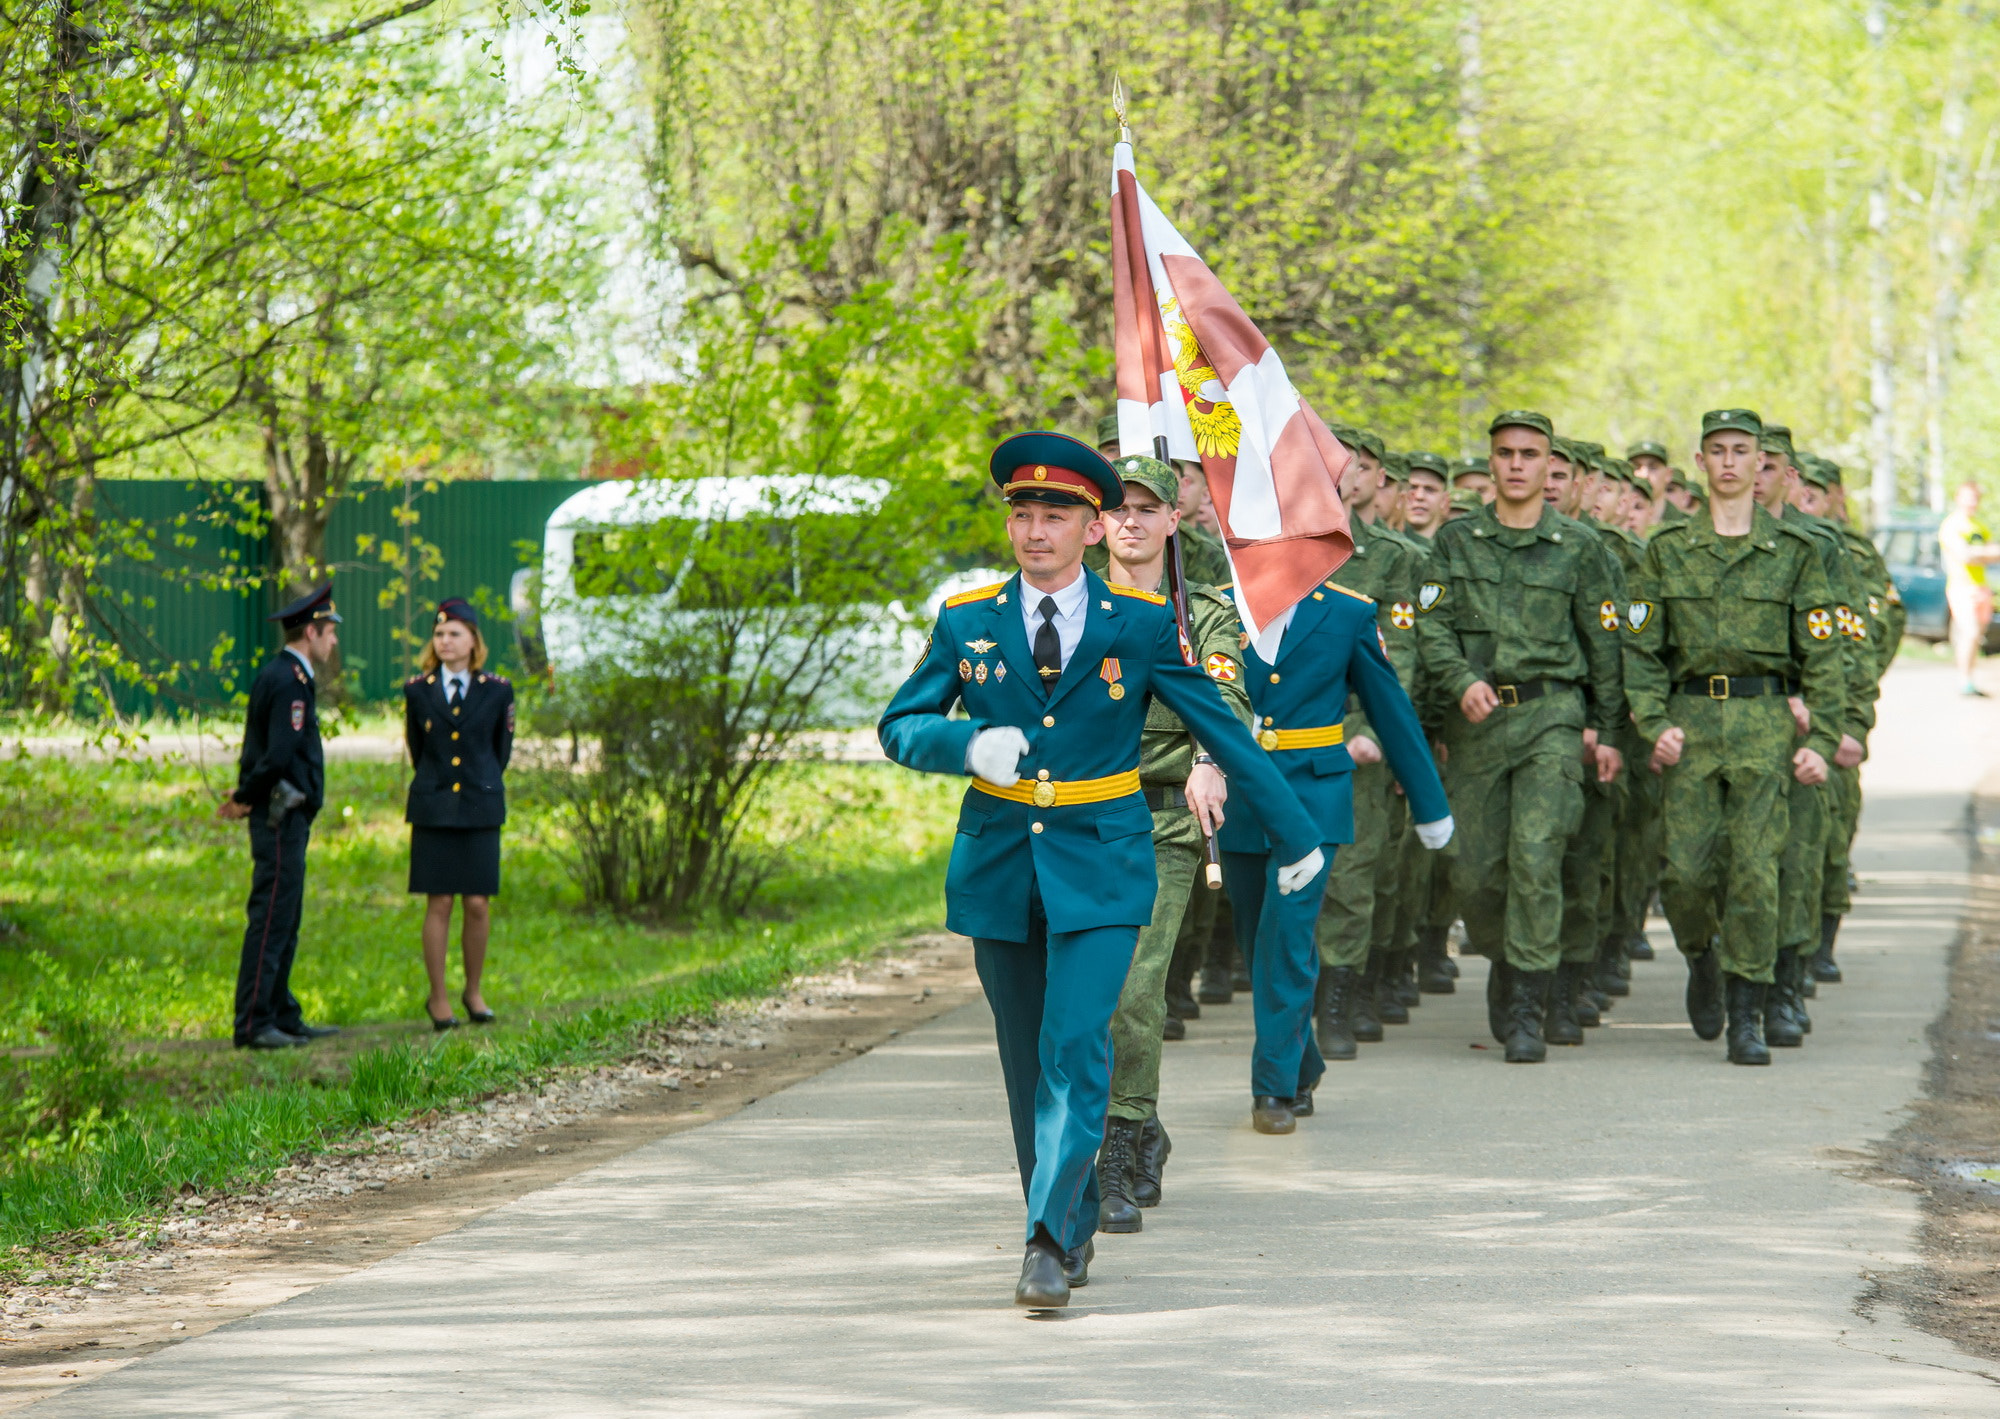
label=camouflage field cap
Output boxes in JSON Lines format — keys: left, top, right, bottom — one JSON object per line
{"left": 1382, "top": 451, "right": 1411, "bottom": 482}
{"left": 1548, "top": 437, "right": 1578, "bottom": 464}
{"left": 1626, "top": 440, "right": 1670, "bottom": 463}
{"left": 1350, "top": 427, "right": 1388, "bottom": 462}
{"left": 1700, "top": 408, "right": 1763, "bottom": 440}
{"left": 1449, "top": 457, "right": 1492, "bottom": 481}
{"left": 1819, "top": 457, "right": 1844, "bottom": 486}
{"left": 1794, "top": 454, "right": 1834, "bottom": 491}
{"left": 1488, "top": 409, "right": 1555, "bottom": 442}
{"left": 1405, "top": 451, "right": 1449, "bottom": 479}
{"left": 1448, "top": 488, "right": 1486, "bottom": 512}
{"left": 1094, "top": 413, "right": 1121, "bottom": 447}
{"left": 1106, "top": 452, "right": 1180, "bottom": 506}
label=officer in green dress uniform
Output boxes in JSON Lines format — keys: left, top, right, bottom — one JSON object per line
{"left": 1623, "top": 410, "right": 1845, "bottom": 1065}
{"left": 1310, "top": 427, "right": 1428, "bottom": 1058}
{"left": 1093, "top": 454, "right": 1246, "bottom": 1232}
{"left": 1413, "top": 412, "right": 1627, "bottom": 1062}
{"left": 879, "top": 432, "right": 1321, "bottom": 1309}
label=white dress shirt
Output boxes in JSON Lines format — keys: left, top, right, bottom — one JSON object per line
{"left": 1021, "top": 570, "right": 1090, "bottom": 673}
{"left": 442, "top": 668, "right": 471, "bottom": 701}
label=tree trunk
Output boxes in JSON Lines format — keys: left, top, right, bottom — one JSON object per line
{"left": 1454, "top": 2, "right": 1488, "bottom": 451}
{"left": 1865, "top": 0, "right": 1896, "bottom": 532}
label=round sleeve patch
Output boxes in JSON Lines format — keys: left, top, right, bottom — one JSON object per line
{"left": 1204, "top": 652, "right": 1238, "bottom": 682}
{"left": 1390, "top": 601, "right": 1415, "bottom": 629}
{"left": 1806, "top": 608, "right": 1834, "bottom": 640}
{"left": 1599, "top": 599, "right": 1619, "bottom": 632}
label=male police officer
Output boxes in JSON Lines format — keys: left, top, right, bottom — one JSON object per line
{"left": 1624, "top": 411, "right": 1845, "bottom": 1065}
{"left": 216, "top": 583, "right": 342, "bottom": 1050}
{"left": 879, "top": 433, "right": 1320, "bottom": 1309}
{"left": 1415, "top": 412, "right": 1626, "bottom": 1063}
{"left": 1095, "top": 454, "right": 1246, "bottom": 1231}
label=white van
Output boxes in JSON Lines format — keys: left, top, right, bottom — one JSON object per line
{"left": 538, "top": 476, "right": 1002, "bottom": 726}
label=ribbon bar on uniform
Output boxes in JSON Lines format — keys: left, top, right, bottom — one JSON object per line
{"left": 974, "top": 769, "right": 1143, "bottom": 809}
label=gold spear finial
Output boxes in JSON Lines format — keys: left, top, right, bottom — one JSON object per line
{"left": 1112, "top": 77, "right": 1131, "bottom": 146}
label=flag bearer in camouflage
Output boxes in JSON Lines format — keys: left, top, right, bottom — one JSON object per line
{"left": 1795, "top": 455, "right": 1902, "bottom": 983}
{"left": 1415, "top": 411, "right": 1626, "bottom": 1063}
{"left": 1310, "top": 428, "right": 1426, "bottom": 1059}
{"left": 1624, "top": 409, "right": 1845, "bottom": 1066}
{"left": 1754, "top": 427, "right": 1866, "bottom": 1047}
{"left": 1095, "top": 454, "right": 1247, "bottom": 1232}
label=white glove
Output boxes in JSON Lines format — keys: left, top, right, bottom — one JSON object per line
{"left": 1276, "top": 846, "right": 1325, "bottom": 895}
{"left": 1414, "top": 816, "right": 1454, "bottom": 850}
{"left": 966, "top": 727, "right": 1030, "bottom": 787}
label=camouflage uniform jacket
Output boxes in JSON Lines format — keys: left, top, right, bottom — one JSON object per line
{"left": 1328, "top": 517, "right": 1423, "bottom": 740}
{"left": 1783, "top": 506, "right": 1870, "bottom": 741}
{"left": 1413, "top": 501, "right": 1627, "bottom": 735}
{"left": 1622, "top": 503, "right": 1845, "bottom": 763}
{"left": 1138, "top": 581, "right": 1251, "bottom": 789}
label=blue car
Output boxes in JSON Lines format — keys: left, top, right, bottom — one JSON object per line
{"left": 1878, "top": 512, "right": 2000, "bottom": 649}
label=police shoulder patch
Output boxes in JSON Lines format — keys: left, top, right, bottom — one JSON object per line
{"left": 1417, "top": 581, "right": 1446, "bottom": 612}
{"left": 1107, "top": 583, "right": 1167, "bottom": 606}
{"left": 1626, "top": 600, "right": 1654, "bottom": 633}
{"left": 943, "top": 582, "right": 1006, "bottom": 609}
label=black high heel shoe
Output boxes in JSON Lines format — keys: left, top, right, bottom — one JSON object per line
{"left": 461, "top": 993, "right": 497, "bottom": 1025}
{"left": 428, "top": 1009, "right": 460, "bottom": 1032}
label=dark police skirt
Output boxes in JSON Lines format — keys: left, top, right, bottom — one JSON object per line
{"left": 408, "top": 826, "right": 501, "bottom": 897}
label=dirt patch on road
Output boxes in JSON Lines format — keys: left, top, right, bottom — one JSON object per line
{"left": 1871, "top": 780, "right": 2000, "bottom": 1362}
{"left": 0, "top": 935, "right": 978, "bottom": 1413}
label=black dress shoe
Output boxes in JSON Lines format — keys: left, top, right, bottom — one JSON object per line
{"left": 1063, "top": 1238, "right": 1093, "bottom": 1288}
{"left": 1015, "top": 1246, "right": 1069, "bottom": 1308}
{"left": 1290, "top": 1083, "right": 1316, "bottom": 1117}
{"left": 429, "top": 1012, "right": 461, "bottom": 1032}
{"left": 1132, "top": 1116, "right": 1170, "bottom": 1208}
{"left": 290, "top": 1024, "right": 341, "bottom": 1040}
{"left": 1160, "top": 1014, "right": 1185, "bottom": 1041}
{"left": 1251, "top": 1096, "right": 1296, "bottom": 1135}
{"left": 244, "top": 1026, "right": 307, "bottom": 1050}
{"left": 461, "top": 995, "right": 497, "bottom": 1025}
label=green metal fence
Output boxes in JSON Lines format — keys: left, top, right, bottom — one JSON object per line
{"left": 90, "top": 478, "right": 595, "bottom": 713}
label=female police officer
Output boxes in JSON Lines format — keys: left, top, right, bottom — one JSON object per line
{"left": 405, "top": 598, "right": 515, "bottom": 1030}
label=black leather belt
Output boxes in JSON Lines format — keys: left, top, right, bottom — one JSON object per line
{"left": 1144, "top": 786, "right": 1189, "bottom": 811}
{"left": 1491, "top": 678, "right": 1575, "bottom": 707}
{"left": 1672, "top": 675, "right": 1799, "bottom": 700}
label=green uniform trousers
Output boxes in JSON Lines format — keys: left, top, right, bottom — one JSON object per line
{"left": 1778, "top": 772, "right": 1829, "bottom": 952}
{"left": 1442, "top": 691, "right": 1586, "bottom": 974}
{"left": 1317, "top": 758, "right": 1396, "bottom": 969}
{"left": 1822, "top": 762, "right": 1861, "bottom": 917}
{"left": 1372, "top": 790, "right": 1412, "bottom": 960}
{"left": 1658, "top": 697, "right": 1792, "bottom": 984}
{"left": 1610, "top": 729, "right": 1663, "bottom": 940}
{"left": 1560, "top": 766, "right": 1620, "bottom": 965}
{"left": 1109, "top": 804, "right": 1205, "bottom": 1123}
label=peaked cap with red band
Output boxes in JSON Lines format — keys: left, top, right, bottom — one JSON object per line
{"left": 988, "top": 431, "right": 1124, "bottom": 512}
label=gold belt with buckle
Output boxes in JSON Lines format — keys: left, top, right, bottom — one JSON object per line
{"left": 974, "top": 768, "right": 1142, "bottom": 809}
{"left": 1256, "top": 724, "right": 1345, "bottom": 753}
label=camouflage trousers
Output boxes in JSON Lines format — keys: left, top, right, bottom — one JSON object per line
{"left": 1317, "top": 756, "right": 1402, "bottom": 969}
{"left": 1442, "top": 691, "right": 1586, "bottom": 974}
{"left": 1658, "top": 696, "right": 1792, "bottom": 984}
{"left": 1109, "top": 804, "right": 1204, "bottom": 1123}
{"left": 1822, "top": 762, "right": 1862, "bottom": 917}
{"left": 1609, "top": 728, "right": 1663, "bottom": 940}
{"left": 1778, "top": 770, "right": 1829, "bottom": 953}
{"left": 1559, "top": 764, "right": 1621, "bottom": 965}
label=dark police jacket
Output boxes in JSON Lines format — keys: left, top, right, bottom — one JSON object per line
{"left": 403, "top": 670, "right": 515, "bottom": 829}
{"left": 234, "top": 650, "right": 325, "bottom": 814}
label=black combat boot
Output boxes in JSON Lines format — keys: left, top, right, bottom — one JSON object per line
{"left": 1505, "top": 969, "right": 1553, "bottom": 1063}
{"left": 1725, "top": 974, "right": 1771, "bottom": 1066}
{"left": 1810, "top": 913, "right": 1843, "bottom": 983}
{"left": 1575, "top": 983, "right": 1601, "bottom": 1028}
{"left": 1161, "top": 1015, "right": 1185, "bottom": 1041}
{"left": 1231, "top": 950, "right": 1252, "bottom": 993}
{"left": 1165, "top": 971, "right": 1200, "bottom": 1023}
{"left": 1132, "top": 1115, "right": 1170, "bottom": 1208}
{"left": 1485, "top": 957, "right": 1512, "bottom": 1044}
{"left": 1197, "top": 965, "right": 1233, "bottom": 1005}
{"left": 1763, "top": 950, "right": 1803, "bottom": 1048}
{"left": 1685, "top": 948, "right": 1724, "bottom": 1041}
{"left": 1392, "top": 952, "right": 1422, "bottom": 1009}
{"left": 1096, "top": 1116, "right": 1143, "bottom": 1232}
{"left": 1626, "top": 929, "right": 1655, "bottom": 961}
{"left": 1546, "top": 962, "right": 1585, "bottom": 1046}
{"left": 1596, "top": 935, "right": 1631, "bottom": 997}
{"left": 1352, "top": 956, "right": 1385, "bottom": 1042}
{"left": 1416, "top": 925, "right": 1456, "bottom": 994}
{"left": 1374, "top": 953, "right": 1410, "bottom": 1026}
{"left": 1316, "top": 964, "right": 1361, "bottom": 1061}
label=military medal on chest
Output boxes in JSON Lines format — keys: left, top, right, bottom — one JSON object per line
{"left": 1099, "top": 657, "right": 1124, "bottom": 700}
{"left": 973, "top": 660, "right": 989, "bottom": 684}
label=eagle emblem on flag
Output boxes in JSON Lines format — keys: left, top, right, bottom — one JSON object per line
{"left": 1204, "top": 652, "right": 1238, "bottom": 682}
{"left": 1807, "top": 608, "right": 1834, "bottom": 640}
{"left": 1390, "top": 601, "right": 1415, "bottom": 629}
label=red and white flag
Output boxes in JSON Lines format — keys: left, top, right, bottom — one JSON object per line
{"left": 1110, "top": 141, "right": 1352, "bottom": 657}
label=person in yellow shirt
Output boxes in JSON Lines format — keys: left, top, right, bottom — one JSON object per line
{"left": 1940, "top": 482, "right": 2000, "bottom": 696}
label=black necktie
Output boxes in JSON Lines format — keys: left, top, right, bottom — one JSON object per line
{"left": 1034, "top": 596, "right": 1062, "bottom": 691}
{"left": 449, "top": 679, "right": 464, "bottom": 712}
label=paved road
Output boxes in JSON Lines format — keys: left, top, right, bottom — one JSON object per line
{"left": 40, "top": 663, "right": 2000, "bottom": 1416}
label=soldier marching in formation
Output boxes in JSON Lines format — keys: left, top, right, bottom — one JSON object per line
{"left": 880, "top": 403, "right": 1901, "bottom": 1309}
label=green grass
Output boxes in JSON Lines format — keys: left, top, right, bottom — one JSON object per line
{"left": 0, "top": 749, "right": 961, "bottom": 1254}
